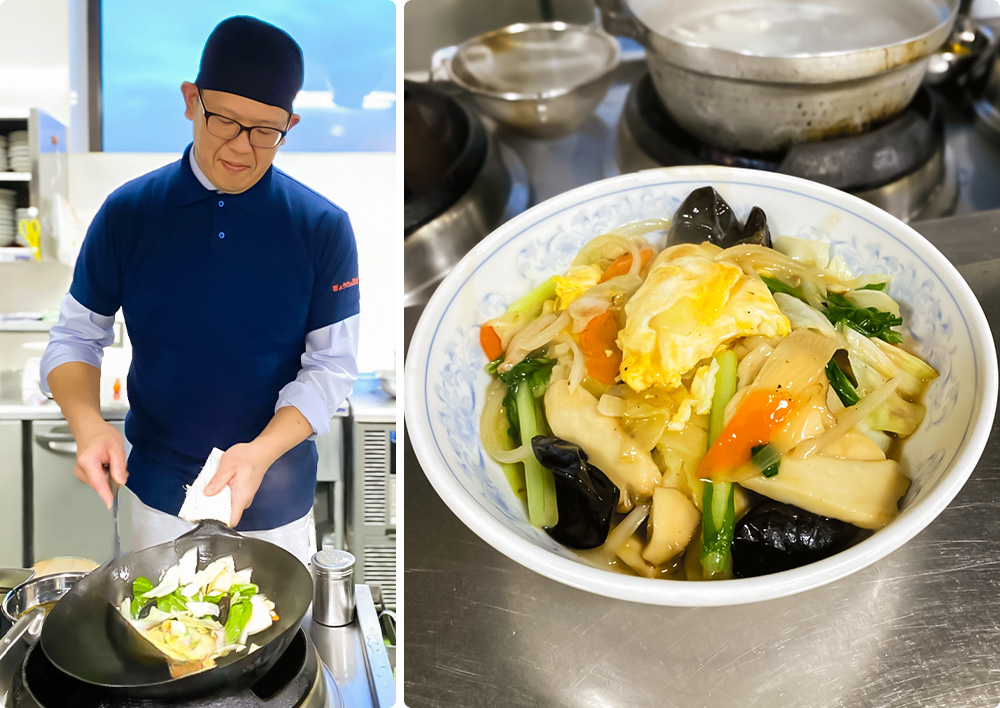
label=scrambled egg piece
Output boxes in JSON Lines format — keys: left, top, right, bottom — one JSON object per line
{"left": 554, "top": 265, "right": 603, "bottom": 310}
{"left": 619, "top": 255, "right": 789, "bottom": 391}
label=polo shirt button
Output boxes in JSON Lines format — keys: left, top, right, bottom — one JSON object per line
{"left": 218, "top": 200, "right": 225, "bottom": 207}
{"left": 218, "top": 232, "right": 225, "bottom": 239}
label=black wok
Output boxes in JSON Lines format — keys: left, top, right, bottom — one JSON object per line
{"left": 38, "top": 520, "right": 313, "bottom": 699}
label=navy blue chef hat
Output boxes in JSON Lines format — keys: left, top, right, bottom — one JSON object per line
{"left": 195, "top": 16, "right": 304, "bottom": 113}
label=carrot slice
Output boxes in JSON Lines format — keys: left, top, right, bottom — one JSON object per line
{"left": 480, "top": 324, "right": 504, "bottom": 361}
{"left": 697, "top": 390, "right": 797, "bottom": 481}
{"left": 579, "top": 310, "right": 622, "bottom": 384}
{"left": 600, "top": 248, "right": 654, "bottom": 283}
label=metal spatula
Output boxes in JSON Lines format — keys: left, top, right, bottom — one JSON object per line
{"left": 104, "top": 463, "right": 121, "bottom": 561}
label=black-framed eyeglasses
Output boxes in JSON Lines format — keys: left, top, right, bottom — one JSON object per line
{"left": 197, "top": 88, "right": 290, "bottom": 149}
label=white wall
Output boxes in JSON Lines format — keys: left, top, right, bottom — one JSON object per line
{"left": 0, "top": 0, "right": 397, "bottom": 374}
{"left": 0, "top": 0, "right": 72, "bottom": 127}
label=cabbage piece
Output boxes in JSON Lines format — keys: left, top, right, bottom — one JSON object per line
{"left": 772, "top": 293, "right": 842, "bottom": 342}
{"left": 244, "top": 595, "right": 274, "bottom": 639}
{"left": 772, "top": 236, "right": 830, "bottom": 269}
{"left": 843, "top": 288, "right": 900, "bottom": 318}
{"left": 840, "top": 324, "right": 937, "bottom": 437}
{"left": 745, "top": 327, "right": 839, "bottom": 399}
{"left": 145, "top": 563, "right": 181, "bottom": 598}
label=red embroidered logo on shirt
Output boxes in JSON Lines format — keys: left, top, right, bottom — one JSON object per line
{"left": 332, "top": 277, "right": 359, "bottom": 292}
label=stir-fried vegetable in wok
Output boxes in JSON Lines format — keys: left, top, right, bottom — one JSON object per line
{"left": 117, "top": 548, "right": 278, "bottom": 670}
{"left": 479, "top": 187, "right": 937, "bottom": 580}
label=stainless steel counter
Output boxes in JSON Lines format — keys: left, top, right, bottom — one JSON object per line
{"left": 403, "top": 56, "right": 1000, "bottom": 708}
{"left": 0, "top": 397, "right": 127, "bottom": 421}
{"left": 309, "top": 584, "right": 396, "bottom": 708}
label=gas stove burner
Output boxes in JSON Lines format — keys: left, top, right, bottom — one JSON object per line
{"left": 618, "top": 73, "right": 957, "bottom": 221}
{"left": 10, "top": 628, "right": 331, "bottom": 708}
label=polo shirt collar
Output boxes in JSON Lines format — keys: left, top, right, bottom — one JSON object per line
{"left": 171, "top": 143, "right": 272, "bottom": 214}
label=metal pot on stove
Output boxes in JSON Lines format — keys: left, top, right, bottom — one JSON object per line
{"left": 598, "top": 0, "right": 960, "bottom": 152}
{"left": 404, "top": 80, "right": 513, "bottom": 306}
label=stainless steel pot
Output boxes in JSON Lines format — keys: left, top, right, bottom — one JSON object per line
{"left": 1, "top": 571, "right": 86, "bottom": 636}
{"left": 599, "top": 0, "right": 959, "bottom": 151}
{"left": 404, "top": 81, "right": 512, "bottom": 306}
{"left": 443, "top": 22, "right": 621, "bottom": 139}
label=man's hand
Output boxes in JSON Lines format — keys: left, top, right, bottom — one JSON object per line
{"left": 74, "top": 420, "right": 128, "bottom": 510}
{"left": 205, "top": 442, "right": 269, "bottom": 527}
{"left": 202, "top": 406, "right": 313, "bottom": 528}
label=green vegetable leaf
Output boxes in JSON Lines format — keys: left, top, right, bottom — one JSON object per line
{"left": 130, "top": 597, "right": 145, "bottom": 619}
{"left": 825, "top": 358, "right": 860, "bottom": 407}
{"left": 822, "top": 292, "right": 903, "bottom": 344}
{"left": 224, "top": 598, "right": 253, "bottom": 645}
{"left": 156, "top": 591, "right": 188, "bottom": 614}
{"left": 858, "top": 282, "right": 888, "bottom": 291}
{"left": 132, "top": 577, "right": 154, "bottom": 597}
{"left": 761, "top": 275, "right": 805, "bottom": 301}
{"left": 495, "top": 356, "right": 555, "bottom": 442}
{"left": 229, "top": 583, "right": 259, "bottom": 603}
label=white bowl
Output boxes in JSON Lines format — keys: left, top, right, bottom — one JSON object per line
{"left": 404, "top": 166, "right": 998, "bottom": 606}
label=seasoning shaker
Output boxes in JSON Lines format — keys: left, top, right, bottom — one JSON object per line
{"left": 311, "top": 549, "right": 356, "bottom": 626}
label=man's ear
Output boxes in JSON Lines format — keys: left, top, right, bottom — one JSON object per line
{"left": 181, "top": 82, "right": 200, "bottom": 121}
{"left": 278, "top": 114, "right": 301, "bottom": 147}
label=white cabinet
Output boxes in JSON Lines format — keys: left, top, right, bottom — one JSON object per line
{"left": 0, "top": 108, "right": 69, "bottom": 263}
{"left": 31, "top": 420, "right": 132, "bottom": 565}
{"left": 0, "top": 421, "right": 22, "bottom": 567}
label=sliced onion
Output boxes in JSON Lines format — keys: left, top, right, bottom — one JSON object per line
{"left": 553, "top": 333, "right": 586, "bottom": 392}
{"left": 793, "top": 377, "right": 901, "bottom": 460}
{"left": 479, "top": 378, "right": 532, "bottom": 465}
{"left": 607, "top": 218, "right": 670, "bottom": 240}
{"left": 602, "top": 500, "right": 652, "bottom": 559}
{"left": 499, "top": 311, "right": 571, "bottom": 372}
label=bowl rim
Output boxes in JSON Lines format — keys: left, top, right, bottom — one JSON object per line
{"left": 405, "top": 165, "right": 999, "bottom": 606}
{"left": 445, "top": 21, "right": 622, "bottom": 102}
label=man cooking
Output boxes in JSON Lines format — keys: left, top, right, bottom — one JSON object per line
{"left": 39, "top": 16, "right": 360, "bottom": 567}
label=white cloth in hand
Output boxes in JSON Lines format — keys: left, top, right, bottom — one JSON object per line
{"left": 178, "top": 447, "right": 232, "bottom": 525}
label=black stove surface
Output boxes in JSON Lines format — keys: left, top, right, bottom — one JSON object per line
{"left": 623, "top": 73, "right": 945, "bottom": 193}
{"left": 11, "top": 628, "right": 320, "bottom": 708}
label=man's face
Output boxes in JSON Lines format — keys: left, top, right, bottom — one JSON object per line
{"left": 182, "top": 82, "right": 300, "bottom": 194}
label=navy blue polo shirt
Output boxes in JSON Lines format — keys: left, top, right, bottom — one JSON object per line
{"left": 70, "top": 144, "right": 360, "bottom": 531}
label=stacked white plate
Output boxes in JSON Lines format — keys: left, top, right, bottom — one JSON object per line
{"left": 13, "top": 207, "right": 31, "bottom": 247}
{"left": 6, "top": 130, "right": 29, "bottom": 172}
{"left": 0, "top": 189, "right": 16, "bottom": 247}
{"left": 0, "top": 134, "right": 7, "bottom": 172}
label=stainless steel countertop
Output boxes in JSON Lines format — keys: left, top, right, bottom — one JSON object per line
{"left": 403, "top": 58, "right": 1000, "bottom": 708}
{"left": 309, "top": 584, "right": 396, "bottom": 708}
{"left": 0, "top": 397, "right": 127, "bottom": 422}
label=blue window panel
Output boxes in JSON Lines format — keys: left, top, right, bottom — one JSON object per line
{"left": 101, "top": 1, "right": 396, "bottom": 153}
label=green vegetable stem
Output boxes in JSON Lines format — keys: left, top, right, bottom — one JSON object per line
{"left": 487, "top": 355, "right": 559, "bottom": 528}
{"left": 702, "top": 350, "right": 738, "bottom": 579}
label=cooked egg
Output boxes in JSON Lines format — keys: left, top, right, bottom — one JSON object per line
{"left": 619, "top": 254, "right": 789, "bottom": 391}
{"left": 554, "top": 265, "right": 602, "bottom": 309}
